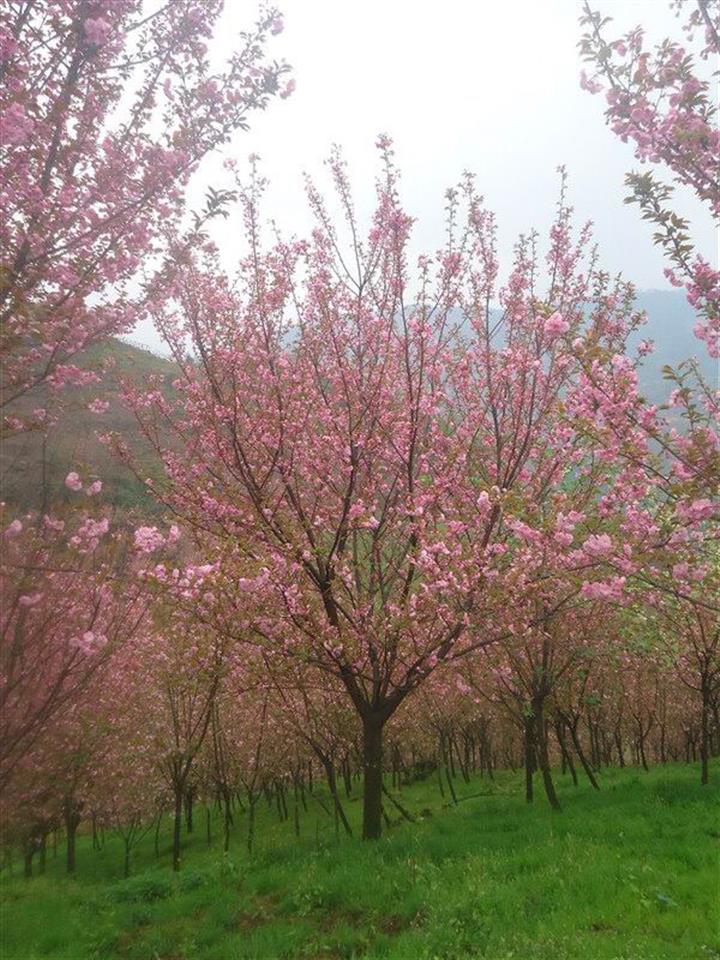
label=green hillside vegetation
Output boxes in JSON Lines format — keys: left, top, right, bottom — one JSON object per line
{"left": 0, "top": 764, "right": 716, "bottom": 960}
{"left": 1, "top": 339, "right": 177, "bottom": 513}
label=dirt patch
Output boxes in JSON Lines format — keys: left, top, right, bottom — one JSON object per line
{"left": 378, "top": 914, "right": 413, "bottom": 935}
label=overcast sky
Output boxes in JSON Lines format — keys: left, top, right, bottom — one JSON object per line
{"left": 128, "top": 0, "right": 716, "bottom": 353}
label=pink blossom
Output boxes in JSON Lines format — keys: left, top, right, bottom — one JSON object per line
{"left": 279, "top": 79, "right": 296, "bottom": 100}
{"left": 582, "top": 533, "right": 613, "bottom": 558}
{"left": 134, "top": 525, "right": 165, "bottom": 553}
{"left": 2, "top": 103, "right": 33, "bottom": 145}
{"left": 4, "top": 519, "right": 22, "bottom": 537}
{"left": 19, "top": 593, "right": 43, "bottom": 607}
{"left": 86, "top": 480, "right": 102, "bottom": 496}
{"left": 544, "top": 312, "right": 570, "bottom": 337}
{"left": 65, "top": 471, "right": 83, "bottom": 492}
{"left": 83, "top": 17, "right": 111, "bottom": 45}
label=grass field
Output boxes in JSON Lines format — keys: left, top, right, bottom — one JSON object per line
{"left": 1, "top": 764, "right": 717, "bottom": 960}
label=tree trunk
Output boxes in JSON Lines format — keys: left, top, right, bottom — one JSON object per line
{"left": 614, "top": 730, "right": 625, "bottom": 768}
{"left": 534, "top": 699, "right": 561, "bottom": 811}
{"left": 293, "top": 780, "right": 301, "bottom": 838}
{"left": 638, "top": 729, "right": 649, "bottom": 771}
{"left": 362, "top": 713, "right": 384, "bottom": 840}
{"left": 185, "top": 788, "right": 194, "bottom": 834}
{"left": 555, "top": 721, "right": 577, "bottom": 786}
{"left": 701, "top": 682, "right": 710, "bottom": 785}
{"left": 172, "top": 788, "right": 183, "bottom": 871}
{"left": 569, "top": 720, "right": 600, "bottom": 790}
{"left": 154, "top": 809, "right": 162, "bottom": 858}
{"left": 322, "top": 758, "right": 352, "bottom": 837}
{"left": 223, "top": 789, "right": 232, "bottom": 852}
{"left": 23, "top": 843, "right": 34, "bottom": 879}
{"left": 523, "top": 716, "right": 535, "bottom": 803}
{"left": 63, "top": 799, "right": 80, "bottom": 875}
{"left": 247, "top": 799, "right": 256, "bottom": 855}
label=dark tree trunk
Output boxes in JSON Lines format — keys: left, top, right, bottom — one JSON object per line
{"left": 23, "top": 843, "right": 34, "bottom": 879}
{"left": 185, "top": 788, "right": 194, "bottom": 834}
{"left": 362, "top": 713, "right": 384, "bottom": 840}
{"left": 172, "top": 788, "right": 183, "bottom": 871}
{"left": 638, "top": 729, "right": 649, "bottom": 771}
{"left": 223, "top": 788, "right": 233, "bottom": 852}
{"left": 524, "top": 716, "right": 536, "bottom": 803}
{"left": 154, "top": 809, "right": 163, "bottom": 858}
{"left": 441, "top": 736, "right": 458, "bottom": 804}
{"left": 534, "top": 699, "right": 560, "bottom": 811}
{"left": 293, "top": 780, "right": 301, "bottom": 838}
{"left": 701, "top": 682, "right": 710, "bottom": 786}
{"left": 569, "top": 720, "right": 600, "bottom": 790}
{"left": 614, "top": 730, "right": 625, "bottom": 767}
{"left": 322, "top": 758, "right": 352, "bottom": 837}
{"left": 63, "top": 799, "right": 80, "bottom": 875}
{"left": 555, "top": 721, "right": 577, "bottom": 786}
{"left": 247, "top": 799, "right": 256, "bottom": 855}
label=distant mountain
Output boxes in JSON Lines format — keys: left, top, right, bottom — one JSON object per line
{"left": 631, "top": 290, "right": 716, "bottom": 405}
{"left": 0, "top": 291, "right": 714, "bottom": 510}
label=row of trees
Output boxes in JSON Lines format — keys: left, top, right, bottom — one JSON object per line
{"left": 5, "top": 601, "right": 718, "bottom": 878}
{"left": 1, "top": 0, "right": 718, "bottom": 871}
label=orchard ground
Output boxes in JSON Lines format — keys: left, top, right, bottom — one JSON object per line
{"left": 1, "top": 763, "right": 716, "bottom": 960}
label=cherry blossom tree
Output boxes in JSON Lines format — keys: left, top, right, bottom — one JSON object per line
{"left": 0, "top": 0, "right": 290, "bottom": 430}
{"left": 580, "top": 0, "right": 719, "bottom": 357}
{"left": 0, "top": 505, "right": 146, "bottom": 793}
{"left": 126, "top": 143, "right": 664, "bottom": 839}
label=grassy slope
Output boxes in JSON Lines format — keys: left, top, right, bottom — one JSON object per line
{"left": 1, "top": 764, "right": 717, "bottom": 960}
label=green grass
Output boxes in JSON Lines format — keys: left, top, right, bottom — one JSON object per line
{"left": 1, "top": 764, "right": 718, "bottom": 960}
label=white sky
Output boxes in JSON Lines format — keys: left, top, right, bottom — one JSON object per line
{"left": 128, "top": 0, "right": 717, "bottom": 353}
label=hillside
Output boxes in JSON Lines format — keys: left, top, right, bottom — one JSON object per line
{"left": 0, "top": 291, "right": 713, "bottom": 511}
{"left": 0, "top": 339, "right": 177, "bottom": 513}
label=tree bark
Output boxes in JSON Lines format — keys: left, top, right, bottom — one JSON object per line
{"left": 534, "top": 699, "right": 561, "bottom": 811}
{"left": 172, "top": 788, "right": 183, "bottom": 871}
{"left": 185, "top": 787, "right": 194, "bottom": 833}
{"left": 154, "top": 809, "right": 163, "bottom": 858}
{"left": 554, "top": 720, "right": 577, "bottom": 786}
{"left": 569, "top": 720, "right": 600, "bottom": 790}
{"left": 523, "top": 716, "right": 535, "bottom": 803}
{"left": 362, "top": 713, "right": 384, "bottom": 840}
{"left": 701, "top": 681, "right": 710, "bottom": 786}
{"left": 63, "top": 799, "right": 80, "bottom": 875}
